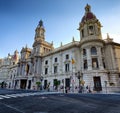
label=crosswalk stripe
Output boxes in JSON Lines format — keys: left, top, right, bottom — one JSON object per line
{"left": 0, "top": 92, "right": 61, "bottom": 100}
{"left": 0, "top": 95, "right": 11, "bottom": 98}
{"left": 5, "top": 95, "right": 18, "bottom": 98}
{"left": 0, "top": 97, "right": 3, "bottom": 99}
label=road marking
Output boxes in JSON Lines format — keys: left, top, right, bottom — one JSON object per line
{"left": 0, "top": 97, "right": 3, "bottom": 99}
{"left": 5, "top": 95, "right": 18, "bottom": 98}
{"left": 1, "top": 103, "right": 25, "bottom": 113}
{"left": 0, "top": 95, "right": 11, "bottom": 98}
{"left": 0, "top": 92, "right": 61, "bottom": 100}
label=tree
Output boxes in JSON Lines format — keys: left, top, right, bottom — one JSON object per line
{"left": 36, "top": 81, "right": 41, "bottom": 90}
{"left": 54, "top": 79, "right": 60, "bottom": 90}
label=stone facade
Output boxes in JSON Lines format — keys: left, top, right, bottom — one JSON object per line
{"left": 0, "top": 4, "right": 120, "bottom": 93}
{"left": 0, "top": 50, "right": 19, "bottom": 88}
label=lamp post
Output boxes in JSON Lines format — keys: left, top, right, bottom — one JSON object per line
{"left": 76, "top": 71, "right": 82, "bottom": 93}
{"left": 40, "top": 76, "right": 43, "bottom": 90}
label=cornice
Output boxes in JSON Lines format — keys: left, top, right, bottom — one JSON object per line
{"left": 80, "top": 38, "right": 105, "bottom": 47}
{"left": 42, "top": 41, "right": 80, "bottom": 57}
{"left": 105, "top": 41, "right": 120, "bottom": 47}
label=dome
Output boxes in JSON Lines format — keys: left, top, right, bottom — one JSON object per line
{"left": 81, "top": 4, "right": 96, "bottom": 23}
{"left": 81, "top": 12, "right": 96, "bottom": 23}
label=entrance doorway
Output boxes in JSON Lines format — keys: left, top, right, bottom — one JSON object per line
{"left": 44, "top": 80, "right": 47, "bottom": 89}
{"left": 93, "top": 76, "right": 102, "bottom": 91}
{"left": 65, "top": 78, "right": 70, "bottom": 89}
{"left": 28, "top": 80, "right": 31, "bottom": 89}
{"left": 20, "top": 80, "right": 27, "bottom": 89}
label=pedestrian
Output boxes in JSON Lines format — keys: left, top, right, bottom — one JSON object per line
{"left": 65, "top": 87, "right": 67, "bottom": 93}
{"left": 86, "top": 85, "right": 89, "bottom": 93}
{"left": 88, "top": 87, "right": 92, "bottom": 93}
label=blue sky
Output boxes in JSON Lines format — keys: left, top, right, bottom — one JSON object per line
{"left": 0, "top": 0, "right": 120, "bottom": 58}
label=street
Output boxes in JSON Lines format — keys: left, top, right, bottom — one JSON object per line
{"left": 0, "top": 89, "right": 120, "bottom": 113}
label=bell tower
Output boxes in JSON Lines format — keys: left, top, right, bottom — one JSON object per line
{"left": 35, "top": 20, "right": 45, "bottom": 41}
{"left": 78, "top": 4, "right": 102, "bottom": 41}
{"left": 33, "top": 20, "right": 54, "bottom": 56}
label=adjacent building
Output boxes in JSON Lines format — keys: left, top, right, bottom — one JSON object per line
{"left": 0, "top": 50, "right": 19, "bottom": 88}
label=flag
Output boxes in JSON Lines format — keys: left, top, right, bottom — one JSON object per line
{"left": 71, "top": 58, "right": 75, "bottom": 64}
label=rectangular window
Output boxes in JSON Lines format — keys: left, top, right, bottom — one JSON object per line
{"left": 84, "top": 60, "right": 88, "bottom": 69}
{"left": 45, "top": 68, "right": 48, "bottom": 75}
{"left": 66, "top": 54, "right": 69, "bottom": 59}
{"left": 65, "top": 63, "right": 69, "bottom": 72}
{"left": 45, "top": 60, "right": 48, "bottom": 65}
{"left": 102, "top": 59, "right": 106, "bottom": 68}
{"left": 54, "top": 66, "right": 57, "bottom": 74}
{"left": 81, "top": 29, "right": 84, "bottom": 37}
{"left": 54, "top": 57, "right": 57, "bottom": 62}
{"left": 83, "top": 49, "right": 86, "bottom": 56}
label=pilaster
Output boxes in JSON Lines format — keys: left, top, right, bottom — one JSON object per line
{"left": 86, "top": 48, "right": 92, "bottom": 70}
{"left": 97, "top": 47, "right": 104, "bottom": 70}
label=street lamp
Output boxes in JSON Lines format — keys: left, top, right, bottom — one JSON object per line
{"left": 40, "top": 76, "right": 43, "bottom": 90}
{"left": 76, "top": 71, "right": 82, "bottom": 93}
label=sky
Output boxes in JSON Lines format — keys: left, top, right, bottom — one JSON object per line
{"left": 0, "top": 0, "right": 120, "bottom": 58}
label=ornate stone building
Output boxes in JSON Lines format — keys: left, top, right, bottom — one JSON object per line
{"left": 0, "top": 4, "right": 120, "bottom": 93}
{"left": 0, "top": 50, "right": 19, "bottom": 88}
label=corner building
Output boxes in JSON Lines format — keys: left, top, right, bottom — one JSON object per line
{"left": 16, "top": 4, "right": 120, "bottom": 93}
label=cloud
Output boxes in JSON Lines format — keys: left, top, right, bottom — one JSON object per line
{"left": 102, "top": 33, "right": 120, "bottom": 43}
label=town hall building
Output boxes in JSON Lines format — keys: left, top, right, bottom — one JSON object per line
{"left": 0, "top": 4, "right": 120, "bottom": 93}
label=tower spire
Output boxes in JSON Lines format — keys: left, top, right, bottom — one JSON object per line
{"left": 39, "top": 20, "right": 43, "bottom": 27}
{"left": 35, "top": 20, "right": 45, "bottom": 41}
{"left": 85, "top": 4, "right": 91, "bottom": 13}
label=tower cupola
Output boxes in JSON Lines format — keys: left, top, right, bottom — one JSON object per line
{"left": 78, "top": 4, "right": 102, "bottom": 41}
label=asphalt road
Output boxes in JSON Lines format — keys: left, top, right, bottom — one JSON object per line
{"left": 0, "top": 89, "right": 120, "bottom": 113}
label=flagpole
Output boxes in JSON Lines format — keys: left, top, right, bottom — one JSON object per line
{"left": 72, "top": 61, "right": 73, "bottom": 92}
{"left": 71, "top": 58, "right": 75, "bottom": 93}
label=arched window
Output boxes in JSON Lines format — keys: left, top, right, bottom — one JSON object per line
{"left": 91, "top": 47, "right": 97, "bottom": 55}
{"left": 89, "top": 26, "right": 94, "bottom": 35}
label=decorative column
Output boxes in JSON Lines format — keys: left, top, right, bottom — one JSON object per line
{"left": 37, "top": 58, "right": 39, "bottom": 74}
{"left": 16, "top": 63, "right": 19, "bottom": 76}
{"left": 80, "top": 49, "right": 84, "bottom": 71}
{"left": 23, "top": 64, "right": 26, "bottom": 76}
{"left": 26, "top": 80, "right": 29, "bottom": 89}
{"left": 97, "top": 47, "right": 104, "bottom": 70}
{"left": 20, "top": 64, "right": 22, "bottom": 75}
{"left": 86, "top": 48, "right": 92, "bottom": 70}
{"left": 34, "top": 58, "right": 37, "bottom": 74}
{"left": 50, "top": 56, "right": 52, "bottom": 75}
{"left": 22, "top": 64, "right": 24, "bottom": 76}
{"left": 18, "top": 80, "right": 21, "bottom": 89}
{"left": 59, "top": 52, "right": 63, "bottom": 74}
